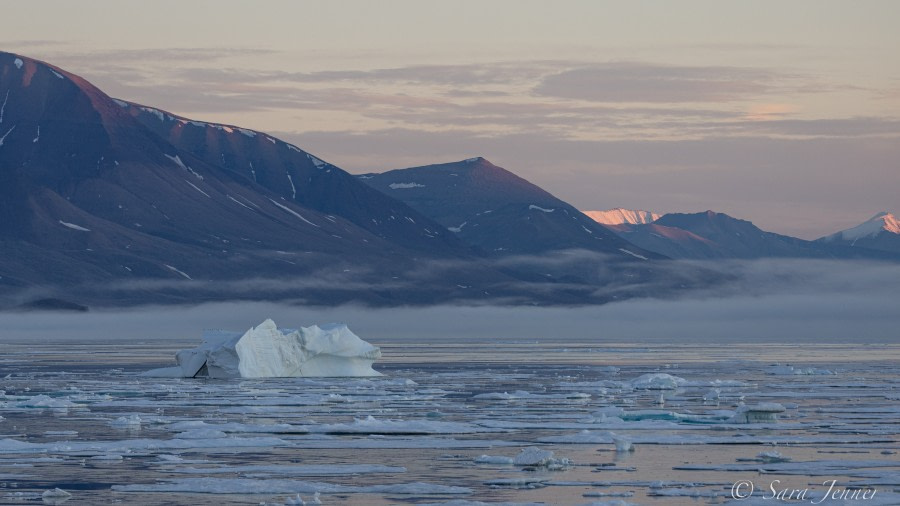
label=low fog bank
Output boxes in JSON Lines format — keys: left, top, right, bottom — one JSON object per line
{"left": 1, "top": 259, "right": 897, "bottom": 343}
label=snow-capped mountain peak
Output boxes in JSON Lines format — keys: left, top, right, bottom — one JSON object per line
{"left": 583, "top": 208, "right": 661, "bottom": 225}
{"left": 828, "top": 212, "right": 900, "bottom": 241}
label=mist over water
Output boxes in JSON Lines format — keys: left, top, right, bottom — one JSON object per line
{"left": 2, "top": 259, "right": 898, "bottom": 344}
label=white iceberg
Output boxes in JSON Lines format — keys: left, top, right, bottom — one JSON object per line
{"left": 144, "top": 319, "right": 381, "bottom": 378}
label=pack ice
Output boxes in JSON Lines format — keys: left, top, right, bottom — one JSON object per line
{"left": 144, "top": 319, "right": 381, "bottom": 378}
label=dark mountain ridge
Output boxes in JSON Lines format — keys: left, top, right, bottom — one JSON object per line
{"left": 360, "top": 157, "right": 662, "bottom": 259}
{"left": 0, "top": 52, "right": 519, "bottom": 307}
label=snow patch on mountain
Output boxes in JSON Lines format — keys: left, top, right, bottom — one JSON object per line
{"left": 529, "top": 205, "right": 555, "bottom": 213}
{"left": 448, "top": 221, "right": 467, "bottom": 233}
{"left": 0, "top": 125, "right": 15, "bottom": 146}
{"left": 164, "top": 154, "right": 203, "bottom": 180}
{"left": 165, "top": 264, "right": 192, "bottom": 280}
{"left": 619, "top": 248, "right": 648, "bottom": 260}
{"left": 0, "top": 90, "right": 8, "bottom": 124}
{"left": 389, "top": 182, "right": 425, "bottom": 189}
{"left": 185, "top": 180, "right": 211, "bottom": 198}
{"left": 269, "top": 199, "right": 319, "bottom": 227}
{"left": 584, "top": 208, "right": 660, "bottom": 225}
{"left": 59, "top": 221, "right": 91, "bottom": 232}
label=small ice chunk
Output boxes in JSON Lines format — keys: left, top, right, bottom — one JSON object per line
{"left": 593, "top": 406, "right": 626, "bottom": 418}
{"left": 91, "top": 454, "right": 124, "bottom": 461}
{"left": 41, "top": 488, "right": 71, "bottom": 502}
{"left": 514, "top": 447, "right": 555, "bottom": 466}
{"left": 474, "top": 454, "right": 514, "bottom": 465}
{"left": 15, "top": 395, "right": 78, "bottom": 409}
{"left": 631, "top": 373, "right": 686, "bottom": 390}
{"left": 756, "top": 450, "right": 791, "bottom": 463}
{"left": 176, "top": 429, "right": 227, "bottom": 439}
{"left": 767, "top": 364, "right": 834, "bottom": 375}
{"left": 109, "top": 415, "right": 142, "bottom": 429}
{"left": 728, "top": 403, "right": 785, "bottom": 423}
{"left": 14, "top": 58, "right": 24, "bottom": 69}
{"left": 610, "top": 432, "right": 635, "bottom": 453}
{"left": 285, "top": 493, "right": 306, "bottom": 505}
{"left": 512, "top": 447, "right": 571, "bottom": 469}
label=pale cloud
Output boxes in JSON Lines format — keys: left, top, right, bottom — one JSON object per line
{"left": 534, "top": 62, "right": 788, "bottom": 103}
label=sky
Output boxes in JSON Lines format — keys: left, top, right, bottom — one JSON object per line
{"left": 2, "top": 0, "right": 899, "bottom": 238}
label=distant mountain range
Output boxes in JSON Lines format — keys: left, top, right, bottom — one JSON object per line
{"left": 0, "top": 52, "right": 702, "bottom": 309}
{"left": 0, "top": 52, "right": 894, "bottom": 310}
{"left": 586, "top": 208, "right": 900, "bottom": 260}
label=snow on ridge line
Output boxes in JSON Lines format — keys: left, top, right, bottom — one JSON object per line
{"left": 830, "top": 211, "right": 900, "bottom": 241}
{"left": 389, "top": 182, "right": 425, "bottom": 189}
{"left": 141, "top": 106, "right": 166, "bottom": 122}
{"left": 529, "top": 204, "right": 555, "bottom": 213}
{"left": 58, "top": 220, "right": 91, "bottom": 232}
{"left": 584, "top": 208, "right": 661, "bottom": 225}
{"left": 307, "top": 153, "right": 326, "bottom": 168}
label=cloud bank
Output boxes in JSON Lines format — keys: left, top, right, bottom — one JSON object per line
{"left": 1, "top": 259, "right": 897, "bottom": 344}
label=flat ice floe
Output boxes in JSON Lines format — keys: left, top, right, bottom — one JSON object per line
{"left": 112, "top": 477, "right": 471, "bottom": 495}
{"left": 144, "top": 319, "right": 381, "bottom": 378}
